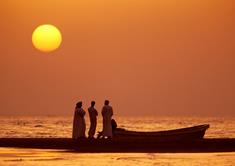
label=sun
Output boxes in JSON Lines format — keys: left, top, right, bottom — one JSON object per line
{"left": 32, "top": 24, "right": 62, "bottom": 52}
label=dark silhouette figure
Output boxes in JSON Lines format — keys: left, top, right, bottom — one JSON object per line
{"left": 102, "top": 100, "right": 113, "bottom": 138}
{"left": 88, "top": 101, "right": 98, "bottom": 139}
{"left": 97, "top": 118, "right": 117, "bottom": 139}
{"left": 72, "top": 101, "right": 86, "bottom": 139}
{"left": 111, "top": 119, "right": 117, "bottom": 132}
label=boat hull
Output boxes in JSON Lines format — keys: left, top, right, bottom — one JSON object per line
{"left": 0, "top": 138, "right": 235, "bottom": 152}
{"left": 0, "top": 124, "right": 215, "bottom": 152}
{"left": 113, "top": 124, "right": 210, "bottom": 140}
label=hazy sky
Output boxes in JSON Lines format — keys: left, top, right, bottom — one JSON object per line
{"left": 1, "top": 0, "right": 235, "bottom": 116}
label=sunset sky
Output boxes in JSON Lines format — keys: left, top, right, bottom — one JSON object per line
{"left": 1, "top": 0, "right": 235, "bottom": 116}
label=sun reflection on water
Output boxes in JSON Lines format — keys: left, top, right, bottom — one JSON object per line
{"left": 0, "top": 148, "right": 234, "bottom": 166}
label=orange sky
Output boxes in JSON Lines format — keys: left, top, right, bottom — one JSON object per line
{"left": 0, "top": 0, "right": 235, "bottom": 116}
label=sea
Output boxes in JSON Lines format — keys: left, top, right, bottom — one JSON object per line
{"left": 0, "top": 116, "right": 234, "bottom": 166}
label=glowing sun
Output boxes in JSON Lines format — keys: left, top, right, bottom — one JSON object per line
{"left": 32, "top": 24, "right": 62, "bottom": 52}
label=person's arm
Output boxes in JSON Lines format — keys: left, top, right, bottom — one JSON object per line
{"left": 74, "top": 109, "right": 77, "bottom": 117}
{"left": 78, "top": 109, "right": 85, "bottom": 117}
{"left": 82, "top": 109, "right": 86, "bottom": 116}
{"left": 101, "top": 107, "right": 104, "bottom": 116}
{"left": 111, "top": 107, "right": 113, "bottom": 116}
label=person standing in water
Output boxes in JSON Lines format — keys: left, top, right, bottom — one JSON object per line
{"left": 88, "top": 101, "right": 98, "bottom": 139}
{"left": 102, "top": 100, "right": 113, "bottom": 138}
{"left": 72, "top": 101, "right": 86, "bottom": 139}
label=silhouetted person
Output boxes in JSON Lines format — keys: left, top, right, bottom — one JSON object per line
{"left": 102, "top": 100, "right": 113, "bottom": 138}
{"left": 72, "top": 101, "right": 86, "bottom": 139}
{"left": 111, "top": 119, "right": 117, "bottom": 132}
{"left": 97, "top": 118, "right": 117, "bottom": 139}
{"left": 88, "top": 101, "right": 98, "bottom": 139}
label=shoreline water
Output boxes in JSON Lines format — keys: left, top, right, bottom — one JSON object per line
{"left": 1, "top": 116, "right": 235, "bottom": 138}
{"left": 0, "top": 147, "right": 234, "bottom": 166}
{"left": 0, "top": 117, "right": 235, "bottom": 165}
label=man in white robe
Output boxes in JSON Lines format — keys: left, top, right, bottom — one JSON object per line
{"left": 88, "top": 101, "right": 98, "bottom": 138}
{"left": 72, "top": 101, "right": 86, "bottom": 139}
{"left": 102, "top": 100, "right": 113, "bottom": 138}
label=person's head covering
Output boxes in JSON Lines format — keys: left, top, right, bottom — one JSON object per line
{"left": 104, "top": 100, "right": 109, "bottom": 105}
{"left": 76, "top": 101, "right": 82, "bottom": 108}
{"left": 91, "top": 101, "right": 95, "bottom": 107}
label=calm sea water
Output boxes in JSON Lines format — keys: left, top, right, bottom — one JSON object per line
{"left": 0, "top": 116, "right": 235, "bottom": 166}
{"left": 0, "top": 116, "right": 234, "bottom": 138}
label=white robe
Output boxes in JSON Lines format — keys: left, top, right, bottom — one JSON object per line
{"left": 88, "top": 107, "right": 98, "bottom": 137}
{"left": 72, "top": 108, "right": 86, "bottom": 139}
{"left": 102, "top": 105, "right": 113, "bottom": 137}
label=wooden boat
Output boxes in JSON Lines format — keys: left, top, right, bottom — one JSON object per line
{"left": 109, "top": 124, "right": 210, "bottom": 140}
{"left": 1, "top": 124, "right": 235, "bottom": 152}
{"left": 1, "top": 137, "right": 235, "bottom": 153}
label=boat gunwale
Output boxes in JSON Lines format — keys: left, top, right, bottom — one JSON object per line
{"left": 114, "top": 124, "right": 210, "bottom": 136}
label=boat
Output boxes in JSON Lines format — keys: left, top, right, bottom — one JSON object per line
{"left": 98, "top": 124, "right": 210, "bottom": 140}
{"left": 1, "top": 124, "right": 235, "bottom": 152}
{"left": 1, "top": 137, "right": 235, "bottom": 153}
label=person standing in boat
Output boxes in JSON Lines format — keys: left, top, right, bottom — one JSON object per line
{"left": 102, "top": 100, "right": 113, "bottom": 138}
{"left": 72, "top": 101, "right": 86, "bottom": 139}
{"left": 88, "top": 101, "right": 98, "bottom": 139}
